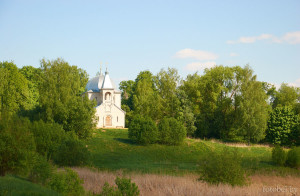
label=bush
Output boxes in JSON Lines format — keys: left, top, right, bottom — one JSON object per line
{"left": 115, "top": 177, "right": 139, "bottom": 196}
{"left": 272, "top": 146, "right": 287, "bottom": 166}
{"left": 29, "top": 154, "right": 53, "bottom": 185}
{"left": 199, "top": 148, "right": 247, "bottom": 186}
{"left": 286, "top": 147, "right": 300, "bottom": 169}
{"left": 47, "top": 168, "right": 85, "bottom": 196}
{"left": 31, "top": 120, "right": 66, "bottom": 160}
{"left": 0, "top": 116, "right": 36, "bottom": 176}
{"left": 99, "top": 177, "right": 140, "bottom": 196}
{"left": 266, "top": 106, "right": 299, "bottom": 146}
{"left": 53, "top": 134, "right": 90, "bottom": 167}
{"left": 158, "top": 117, "right": 186, "bottom": 145}
{"left": 128, "top": 116, "right": 158, "bottom": 145}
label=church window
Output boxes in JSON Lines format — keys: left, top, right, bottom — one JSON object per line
{"left": 117, "top": 116, "right": 118, "bottom": 122}
{"left": 105, "top": 92, "right": 111, "bottom": 100}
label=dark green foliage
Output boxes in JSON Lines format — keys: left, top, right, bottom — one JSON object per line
{"left": 53, "top": 134, "right": 90, "bottom": 166}
{"left": 286, "top": 147, "right": 300, "bottom": 169}
{"left": 0, "top": 175, "right": 60, "bottom": 196}
{"left": 128, "top": 116, "right": 158, "bottom": 145}
{"left": 158, "top": 117, "right": 186, "bottom": 145}
{"left": 115, "top": 177, "right": 140, "bottom": 196}
{"left": 272, "top": 146, "right": 287, "bottom": 166}
{"left": 31, "top": 120, "right": 66, "bottom": 160}
{"left": 100, "top": 182, "right": 121, "bottom": 196}
{"left": 199, "top": 148, "right": 247, "bottom": 186}
{"left": 266, "top": 106, "right": 299, "bottom": 146}
{"left": 47, "top": 168, "right": 85, "bottom": 196}
{"left": 99, "top": 177, "right": 140, "bottom": 196}
{"left": 29, "top": 155, "right": 53, "bottom": 185}
{"left": 0, "top": 116, "right": 36, "bottom": 176}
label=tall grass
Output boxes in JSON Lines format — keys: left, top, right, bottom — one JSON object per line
{"left": 74, "top": 167, "right": 300, "bottom": 196}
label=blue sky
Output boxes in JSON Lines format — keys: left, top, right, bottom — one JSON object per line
{"left": 0, "top": 0, "right": 299, "bottom": 87}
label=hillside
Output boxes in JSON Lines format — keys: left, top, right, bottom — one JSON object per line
{"left": 86, "top": 129, "right": 300, "bottom": 176}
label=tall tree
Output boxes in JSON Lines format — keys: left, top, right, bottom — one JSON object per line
{"left": 0, "top": 61, "right": 30, "bottom": 117}
{"left": 235, "top": 67, "right": 270, "bottom": 143}
{"left": 39, "top": 58, "right": 95, "bottom": 138}
{"left": 132, "top": 71, "right": 162, "bottom": 121}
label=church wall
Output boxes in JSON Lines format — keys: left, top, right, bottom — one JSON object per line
{"left": 95, "top": 104, "right": 125, "bottom": 128}
{"left": 114, "top": 92, "right": 121, "bottom": 108}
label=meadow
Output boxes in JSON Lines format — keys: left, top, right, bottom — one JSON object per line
{"left": 86, "top": 129, "right": 299, "bottom": 177}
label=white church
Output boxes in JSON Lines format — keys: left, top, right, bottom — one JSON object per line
{"left": 85, "top": 68, "right": 125, "bottom": 128}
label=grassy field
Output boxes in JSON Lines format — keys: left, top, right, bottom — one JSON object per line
{"left": 86, "top": 129, "right": 300, "bottom": 176}
{"left": 0, "top": 175, "right": 59, "bottom": 196}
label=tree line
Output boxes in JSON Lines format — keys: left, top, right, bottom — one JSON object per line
{"left": 120, "top": 66, "right": 300, "bottom": 146}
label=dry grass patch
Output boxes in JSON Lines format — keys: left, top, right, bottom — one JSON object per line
{"left": 73, "top": 167, "right": 300, "bottom": 196}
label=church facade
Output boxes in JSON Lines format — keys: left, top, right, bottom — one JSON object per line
{"left": 85, "top": 69, "right": 125, "bottom": 128}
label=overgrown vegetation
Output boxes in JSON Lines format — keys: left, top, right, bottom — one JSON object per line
{"left": 199, "top": 148, "right": 248, "bottom": 186}
{"left": 99, "top": 177, "right": 140, "bottom": 196}
{"left": 286, "top": 147, "right": 300, "bottom": 169}
{"left": 271, "top": 146, "right": 287, "bottom": 166}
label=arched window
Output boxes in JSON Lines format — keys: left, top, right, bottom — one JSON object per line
{"left": 105, "top": 92, "right": 111, "bottom": 100}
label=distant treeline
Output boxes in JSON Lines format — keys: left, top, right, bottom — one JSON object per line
{"left": 120, "top": 66, "right": 300, "bottom": 146}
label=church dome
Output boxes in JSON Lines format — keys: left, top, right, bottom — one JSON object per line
{"left": 85, "top": 71, "right": 117, "bottom": 92}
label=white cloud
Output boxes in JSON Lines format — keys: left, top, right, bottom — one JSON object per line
{"left": 175, "top": 48, "right": 218, "bottom": 60}
{"left": 185, "top": 61, "right": 216, "bottom": 71}
{"left": 288, "top": 78, "right": 300, "bottom": 87}
{"left": 230, "top": 52, "right": 238, "bottom": 57}
{"left": 227, "top": 31, "right": 300, "bottom": 45}
{"left": 283, "top": 31, "right": 300, "bottom": 44}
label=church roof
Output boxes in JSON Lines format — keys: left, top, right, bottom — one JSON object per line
{"left": 85, "top": 70, "right": 119, "bottom": 92}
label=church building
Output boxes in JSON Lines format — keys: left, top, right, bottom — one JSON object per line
{"left": 85, "top": 68, "right": 125, "bottom": 128}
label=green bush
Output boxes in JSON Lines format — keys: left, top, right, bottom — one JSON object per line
{"left": 29, "top": 154, "right": 53, "bottom": 185}
{"left": 53, "top": 134, "right": 90, "bottom": 167}
{"left": 47, "top": 168, "right": 85, "bottom": 196}
{"left": 272, "top": 146, "right": 287, "bottom": 166}
{"left": 199, "top": 148, "right": 247, "bottom": 186}
{"left": 115, "top": 177, "right": 139, "bottom": 196}
{"left": 0, "top": 116, "right": 36, "bottom": 176}
{"left": 31, "top": 120, "right": 66, "bottom": 160}
{"left": 99, "top": 177, "right": 140, "bottom": 196}
{"left": 158, "top": 117, "right": 186, "bottom": 145}
{"left": 286, "top": 147, "right": 300, "bottom": 169}
{"left": 128, "top": 116, "right": 158, "bottom": 145}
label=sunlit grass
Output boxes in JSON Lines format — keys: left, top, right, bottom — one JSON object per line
{"left": 86, "top": 129, "right": 300, "bottom": 177}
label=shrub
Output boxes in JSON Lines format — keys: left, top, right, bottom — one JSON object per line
{"left": 272, "top": 146, "right": 287, "bottom": 166}
{"left": 115, "top": 177, "right": 139, "bottom": 196}
{"left": 286, "top": 147, "right": 300, "bottom": 169}
{"left": 199, "top": 148, "right": 247, "bottom": 186}
{"left": 266, "top": 106, "right": 299, "bottom": 146}
{"left": 0, "top": 116, "right": 36, "bottom": 176}
{"left": 158, "top": 117, "right": 186, "bottom": 145}
{"left": 47, "top": 168, "right": 85, "bottom": 196}
{"left": 31, "top": 120, "right": 66, "bottom": 160}
{"left": 29, "top": 154, "right": 53, "bottom": 185}
{"left": 128, "top": 116, "right": 158, "bottom": 145}
{"left": 99, "top": 177, "right": 140, "bottom": 196}
{"left": 53, "top": 134, "right": 90, "bottom": 166}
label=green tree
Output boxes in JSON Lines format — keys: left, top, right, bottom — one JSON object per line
{"left": 235, "top": 67, "right": 270, "bottom": 143}
{"left": 266, "top": 106, "right": 299, "bottom": 146}
{"left": 19, "top": 65, "right": 42, "bottom": 109}
{"left": 132, "top": 71, "right": 161, "bottom": 121}
{"left": 273, "top": 83, "right": 300, "bottom": 109}
{"left": 39, "top": 58, "right": 95, "bottom": 139}
{"left": 158, "top": 117, "right": 186, "bottom": 145}
{"left": 0, "top": 61, "right": 30, "bottom": 117}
